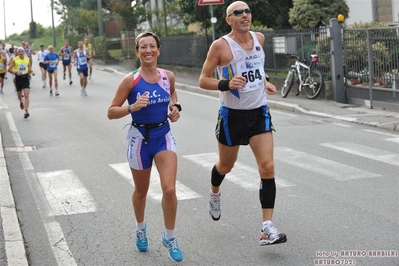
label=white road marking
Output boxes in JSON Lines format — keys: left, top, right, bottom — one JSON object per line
{"left": 274, "top": 147, "right": 381, "bottom": 181}
{"left": 109, "top": 163, "right": 201, "bottom": 201}
{"left": 333, "top": 122, "right": 352, "bottom": 128}
{"left": 183, "top": 153, "right": 296, "bottom": 189}
{"left": 4, "top": 112, "right": 77, "bottom": 265}
{"left": 364, "top": 129, "right": 399, "bottom": 138}
{"left": 272, "top": 110, "right": 298, "bottom": 117}
{"left": 321, "top": 142, "right": 399, "bottom": 167}
{"left": 36, "top": 170, "right": 97, "bottom": 216}
{"left": 6, "top": 112, "right": 24, "bottom": 147}
{"left": 363, "top": 129, "right": 399, "bottom": 144}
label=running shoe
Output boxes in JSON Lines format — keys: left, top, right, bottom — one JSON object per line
{"left": 0, "top": 89, "right": 3, "bottom": 94}
{"left": 63, "top": 73, "right": 66, "bottom": 80}
{"left": 162, "top": 232, "right": 183, "bottom": 263}
{"left": 82, "top": 89, "right": 87, "bottom": 96}
{"left": 69, "top": 81, "right": 73, "bottom": 85}
{"left": 89, "top": 76, "right": 93, "bottom": 82}
{"left": 19, "top": 102, "right": 24, "bottom": 110}
{"left": 50, "top": 89, "right": 53, "bottom": 96}
{"left": 208, "top": 192, "right": 221, "bottom": 221}
{"left": 24, "top": 112, "right": 29, "bottom": 119}
{"left": 55, "top": 91, "right": 59, "bottom": 97}
{"left": 259, "top": 223, "right": 287, "bottom": 246}
{"left": 135, "top": 226, "right": 149, "bottom": 252}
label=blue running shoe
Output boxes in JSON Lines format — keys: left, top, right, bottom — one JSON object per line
{"left": 162, "top": 232, "right": 183, "bottom": 262}
{"left": 135, "top": 225, "right": 149, "bottom": 252}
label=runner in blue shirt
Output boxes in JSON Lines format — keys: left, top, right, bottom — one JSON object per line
{"left": 44, "top": 45, "right": 60, "bottom": 97}
{"left": 73, "top": 40, "right": 91, "bottom": 96}
{"left": 59, "top": 39, "right": 73, "bottom": 85}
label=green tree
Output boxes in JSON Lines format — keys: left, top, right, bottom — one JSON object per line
{"left": 108, "top": 0, "right": 147, "bottom": 31}
{"left": 182, "top": 0, "right": 271, "bottom": 33}
{"left": 289, "top": 0, "right": 349, "bottom": 29}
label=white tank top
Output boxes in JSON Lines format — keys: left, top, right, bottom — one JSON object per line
{"left": 217, "top": 31, "right": 267, "bottom": 110}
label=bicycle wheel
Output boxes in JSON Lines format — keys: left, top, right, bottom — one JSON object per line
{"left": 281, "top": 70, "right": 295, "bottom": 98}
{"left": 304, "top": 70, "right": 323, "bottom": 99}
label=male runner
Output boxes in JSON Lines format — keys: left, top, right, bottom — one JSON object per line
{"left": 8, "top": 47, "right": 35, "bottom": 118}
{"left": 37, "top": 45, "right": 49, "bottom": 88}
{"left": 83, "top": 38, "right": 95, "bottom": 82}
{"left": 73, "top": 40, "right": 91, "bottom": 96}
{"left": 59, "top": 39, "right": 73, "bottom": 85}
{"left": 44, "top": 45, "right": 60, "bottom": 96}
{"left": 198, "top": 0, "right": 287, "bottom": 246}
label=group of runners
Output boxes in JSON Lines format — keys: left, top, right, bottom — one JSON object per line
{"left": 0, "top": 38, "right": 96, "bottom": 118}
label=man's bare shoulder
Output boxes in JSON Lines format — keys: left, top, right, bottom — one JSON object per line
{"left": 210, "top": 37, "right": 229, "bottom": 51}
{"left": 254, "top": 32, "right": 265, "bottom": 45}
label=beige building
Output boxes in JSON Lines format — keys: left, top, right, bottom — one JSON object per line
{"left": 346, "top": 0, "right": 399, "bottom": 25}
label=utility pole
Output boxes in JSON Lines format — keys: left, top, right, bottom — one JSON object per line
{"left": 3, "top": 0, "right": 6, "bottom": 39}
{"left": 97, "top": 0, "right": 104, "bottom": 36}
{"left": 51, "top": 0, "right": 56, "bottom": 47}
{"left": 30, "top": 0, "right": 33, "bottom": 22}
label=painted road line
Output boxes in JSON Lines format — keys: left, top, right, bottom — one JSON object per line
{"left": 36, "top": 170, "right": 97, "bottom": 216}
{"left": 5, "top": 112, "right": 77, "bottom": 266}
{"left": 333, "top": 122, "right": 352, "bottom": 128}
{"left": 274, "top": 147, "right": 381, "bottom": 181}
{"left": 183, "top": 153, "right": 296, "bottom": 189}
{"left": 321, "top": 142, "right": 399, "bottom": 167}
{"left": 109, "top": 162, "right": 201, "bottom": 201}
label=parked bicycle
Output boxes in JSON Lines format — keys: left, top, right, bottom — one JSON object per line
{"left": 281, "top": 54, "right": 324, "bottom": 99}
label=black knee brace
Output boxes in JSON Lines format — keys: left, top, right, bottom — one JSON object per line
{"left": 259, "top": 178, "right": 276, "bottom": 209}
{"left": 211, "top": 165, "right": 225, "bottom": 187}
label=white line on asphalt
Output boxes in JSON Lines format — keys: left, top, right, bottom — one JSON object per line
{"left": 364, "top": 129, "right": 399, "bottom": 137}
{"left": 321, "top": 142, "right": 399, "bottom": 167}
{"left": 36, "top": 170, "right": 97, "bottom": 216}
{"left": 183, "top": 153, "right": 296, "bottom": 188}
{"left": 272, "top": 110, "right": 298, "bottom": 117}
{"left": 333, "top": 122, "right": 352, "bottom": 128}
{"left": 274, "top": 147, "right": 381, "bottom": 181}
{"left": 5, "top": 112, "right": 77, "bottom": 265}
{"left": 6, "top": 112, "right": 24, "bottom": 147}
{"left": 109, "top": 162, "right": 202, "bottom": 201}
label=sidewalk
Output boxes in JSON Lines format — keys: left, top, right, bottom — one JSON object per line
{"left": 96, "top": 62, "right": 399, "bottom": 132}
{"left": 1, "top": 62, "right": 398, "bottom": 265}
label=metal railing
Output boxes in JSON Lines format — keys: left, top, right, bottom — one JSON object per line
{"left": 343, "top": 27, "right": 399, "bottom": 109}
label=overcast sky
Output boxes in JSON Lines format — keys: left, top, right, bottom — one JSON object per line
{"left": 0, "top": 0, "right": 62, "bottom": 40}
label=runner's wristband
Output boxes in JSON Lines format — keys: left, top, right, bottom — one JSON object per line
{"left": 218, "top": 80, "right": 230, "bottom": 91}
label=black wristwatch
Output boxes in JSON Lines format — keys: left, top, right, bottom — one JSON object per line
{"left": 172, "top": 102, "right": 182, "bottom": 112}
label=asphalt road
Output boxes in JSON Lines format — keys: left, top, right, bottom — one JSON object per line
{"left": 0, "top": 62, "right": 398, "bottom": 266}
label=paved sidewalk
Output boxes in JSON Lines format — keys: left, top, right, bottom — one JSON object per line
{"left": 96, "top": 62, "right": 399, "bottom": 132}
{"left": 1, "top": 62, "right": 398, "bottom": 265}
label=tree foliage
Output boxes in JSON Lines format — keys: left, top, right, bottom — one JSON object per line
{"left": 108, "top": 0, "right": 147, "bottom": 31}
{"left": 179, "top": 0, "right": 276, "bottom": 33}
{"left": 289, "top": 0, "right": 349, "bottom": 29}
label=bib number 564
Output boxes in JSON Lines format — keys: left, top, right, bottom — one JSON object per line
{"left": 242, "top": 69, "right": 262, "bottom": 83}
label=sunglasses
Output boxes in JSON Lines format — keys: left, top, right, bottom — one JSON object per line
{"left": 228, "top": 8, "right": 251, "bottom": 17}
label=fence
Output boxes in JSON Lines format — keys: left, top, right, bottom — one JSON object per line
{"left": 118, "top": 27, "right": 399, "bottom": 109}
{"left": 343, "top": 26, "right": 399, "bottom": 109}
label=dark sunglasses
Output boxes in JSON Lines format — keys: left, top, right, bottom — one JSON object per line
{"left": 228, "top": 8, "right": 251, "bottom": 17}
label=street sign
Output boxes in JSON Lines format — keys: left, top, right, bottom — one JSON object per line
{"left": 198, "top": 0, "right": 224, "bottom": 5}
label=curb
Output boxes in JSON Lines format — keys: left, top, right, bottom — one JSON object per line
{"left": 0, "top": 132, "right": 29, "bottom": 266}
{"left": 98, "top": 66, "right": 399, "bottom": 132}
{"left": 174, "top": 83, "right": 399, "bottom": 132}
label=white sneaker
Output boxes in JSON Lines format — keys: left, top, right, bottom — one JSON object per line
{"left": 208, "top": 192, "right": 221, "bottom": 221}
{"left": 260, "top": 223, "right": 287, "bottom": 245}
{"left": 82, "top": 89, "right": 87, "bottom": 96}
{"left": 89, "top": 76, "right": 93, "bottom": 82}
